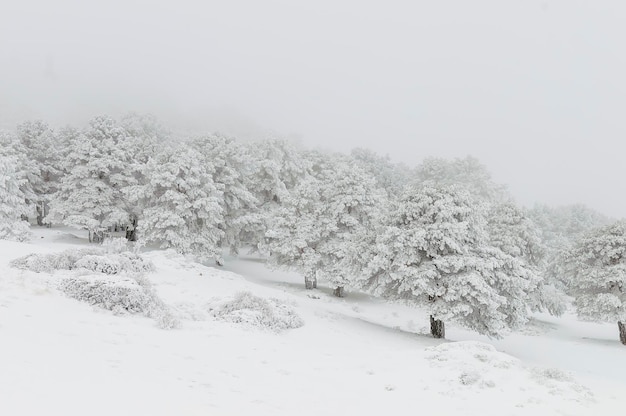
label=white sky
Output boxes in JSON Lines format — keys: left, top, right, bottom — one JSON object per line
{"left": 1, "top": 0, "right": 625, "bottom": 217}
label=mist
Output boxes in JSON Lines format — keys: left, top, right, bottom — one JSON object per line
{"left": 2, "top": 0, "right": 625, "bottom": 216}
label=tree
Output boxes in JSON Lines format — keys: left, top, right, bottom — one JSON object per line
{"left": 15, "top": 120, "right": 63, "bottom": 225}
{"left": 247, "top": 138, "right": 309, "bottom": 206}
{"left": 551, "top": 220, "right": 626, "bottom": 345}
{"left": 138, "top": 143, "right": 225, "bottom": 263}
{"left": 266, "top": 151, "right": 386, "bottom": 295}
{"left": 118, "top": 113, "right": 169, "bottom": 241}
{"left": 190, "top": 135, "right": 260, "bottom": 255}
{"left": 529, "top": 203, "right": 610, "bottom": 258}
{"left": 245, "top": 138, "right": 310, "bottom": 252}
{"left": 350, "top": 147, "right": 411, "bottom": 197}
{"left": 414, "top": 156, "right": 509, "bottom": 202}
{"left": 0, "top": 155, "right": 31, "bottom": 241}
{"left": 47, "top": 116, "right": 130, "bottom": 242}
{"left": 353, "top": 185, "right": 538, "bottom": 338}
{"left": 0, "top": 130, "right": 38, "bottom": 221}
{"left": 486, "top": 202, "right": 566, "bottom": 316}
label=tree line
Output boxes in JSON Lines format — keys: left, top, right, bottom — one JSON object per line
{"left": 1, "top": 114, "right": 624, "bottom": 344}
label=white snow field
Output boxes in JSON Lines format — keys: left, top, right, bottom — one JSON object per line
{"left": 1, "top": 228, "right": 624, "bottom": 416}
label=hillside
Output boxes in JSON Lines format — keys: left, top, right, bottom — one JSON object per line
{"left": 0, "top": 227, "right": 623, "bottom": 415}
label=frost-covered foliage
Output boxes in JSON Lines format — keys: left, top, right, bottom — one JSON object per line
{"left": 486, "top": 203, "right": 566, "bottom": 316}
{"left": 0, "top": 130, "right": 39, "bottom": 220}
{"left": 550, "top": 220, "right": 626, "bottom": 326}
{"left": 48, "top": 114, "right": 167, "bottom": 242}
{"left": 529, "top": 203, "right": 611, "bottom": 257}
{"left": 414, "top": 156, "right": 509, "bottom": 202}
{"left": 210, "top": 291, "right": 303, "bottom": 332}
{"left": 353, "top": 185, "right": 539, "bottom": 338}
{"left": 245, "top": 138, "right": 310, "bottom": 251}
{"left": 189, "top": 135, "right": 260, "bottom": 255}
{"left": 74, "top": 253, "right": 155, "bottom": 275}
{"left": 265, "top": 151, "right": 387, "bottom": 293}
{"left": 47, "top": 117, "right": 131, "bottom": 242}
{"left": 0, "top": 155, "right": 31, "bottom": 241}
{"left": 15, "top": 120, "right": 64, "bottom": 225}
{"left": 11, "top": 249, "right": 154, "bottom": 275}
{"left": 247, "top": 138, "right": 309, "bottom": 206}
{"left": 350, "top": 147, "right": 412, "bottom": 197}
{"left": 117, "top": 113, "right": 170, "bottom": 241}
{"left": 487, "top": 203, "right": 545, "bottom": 266}
{"left": 58, "top": 273, "right": 179, "bottom": 329}
{"left": 59, "top": 274, "right": 151, "bottom": 314}
{"left": 138, "top": 142, "right": 225, "bottom": 263}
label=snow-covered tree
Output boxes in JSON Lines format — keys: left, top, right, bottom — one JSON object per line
{"left": 47, "top": 116, "right": 130, "bottom": 242}
{"left": 487, "top": 202, "right": 566, "bottom": 316}
{"left": 248, "top": 138, "right": 309, "bottom": 205}
{"left": 529, "top": 203, "right": 610, "bottom": 257}
{"left": 15, "top": 120, "right": 64, "bottom": 225}
{"left": 117, "top": 113, "right": 169, "bottom": 241}
{"left": 414, "top": 156, "right": 509, "bottom": 202}
{"left": 48, "top": 115, "right": 164, "bottom": 242}
{"left": 354, "top": 185, "right": 539, "bottom": 338}
{"left": 550, "top": 220, "right": 626, "bottom": 345}
{"left": 245, "top": 138, "right": 310, "bottom": 252}
{"left": 138, "top": 143, "right": 225, "bottom": 263}
{"left": 0, "top": 155, "right": 31, "bottom": 241}
{"left": 350, "top": 147, "right": 412, "bottom": 197}
{"left": 266, "top": 151, "right": 386, "bottom": 296}
{"left": 190, "top": 135, "right": 260, "bottom": 255}
{"left": 0, "top": 130, "right": 38, "bottom": 220}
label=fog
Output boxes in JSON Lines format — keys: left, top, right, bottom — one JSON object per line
{"left": 2, "top": 1, "right": 625, "bottom": 217}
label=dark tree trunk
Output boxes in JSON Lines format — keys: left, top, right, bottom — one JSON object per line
{"left": 36, "top": 203, "right": 44, "bottom": 226}
{"left": 305, "top": 274, "right": 317, "bottom": 290}
{"left": 619, "top": 321, "right": 626, "bottom": 345}
{"left": 333, "top": 286, "right": 345, "bottom": 297}
{"left": 430, "top": 315, "right": 445, "bottom": 339}
{"left": 125, "top": 217, "right": 138, "bottom": 241}
{"left": 90, "top": 230, "right": 104, "bottom": 244}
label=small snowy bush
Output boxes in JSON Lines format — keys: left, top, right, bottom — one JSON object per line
{"left": 75, "top": 255, "right": 122, "bottom": 274}
{"left": 59, "top": 275, "right": 151, "bottom": 314}
{"left": 58, "top": 273, "right": 180, "bottom": 329}
{"left": 117, "top": 252, "right": 155, "bottom": 273}
{"left": 10, "top": 249, "right": 100, "bottom": 273}
{"left": 11, "top": 249, "right": 154, "bottom": 274}
{"left": 210, "top": 291, "right": 303, "bottom": 332}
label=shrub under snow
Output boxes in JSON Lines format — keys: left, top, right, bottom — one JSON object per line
{"left": 58, "top": 273, "right": 180, "bottom": 329}
{"left": 210, "top": 291, "right": 303, "bottom": 332}
{"left": 59, "top": 274, "right": 151, "bottom": 314}
{"left": 11, "top": 249, "right": 154, "bottom": 274}
{"left": 11, "top": 248, "right": 176, "bottom": 329}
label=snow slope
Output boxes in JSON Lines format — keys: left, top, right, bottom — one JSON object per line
{"left": 0, "top": 228, "right": 623, "bottom": 415}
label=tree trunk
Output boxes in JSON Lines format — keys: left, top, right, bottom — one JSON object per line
{"left": 619, "top": 321, "right": 626, "bottom": 345}
{"left": 36, "top": 202, "right": 44, "bottom": 226}
{"left": 430, "top": 315, "right": 445, "bottom": 339}
{"left": 333, "top": 286, "right": 345, "bottom": 297}
{"left": 125, "top": 217, "right": 138, "bottom": 241}
{"left": 91, "top": 230, "right": 104, "bottom": 244}
{"left": 305, "top": 274, "right": 317, "bottom": 290}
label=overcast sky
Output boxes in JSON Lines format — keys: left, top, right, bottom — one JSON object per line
{"left": 1, "top": 0, "right": 625, "bottom": 216}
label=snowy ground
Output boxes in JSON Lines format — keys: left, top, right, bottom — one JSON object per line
{"left": 1, "top": 227, "right": 624, "bottom": 415}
